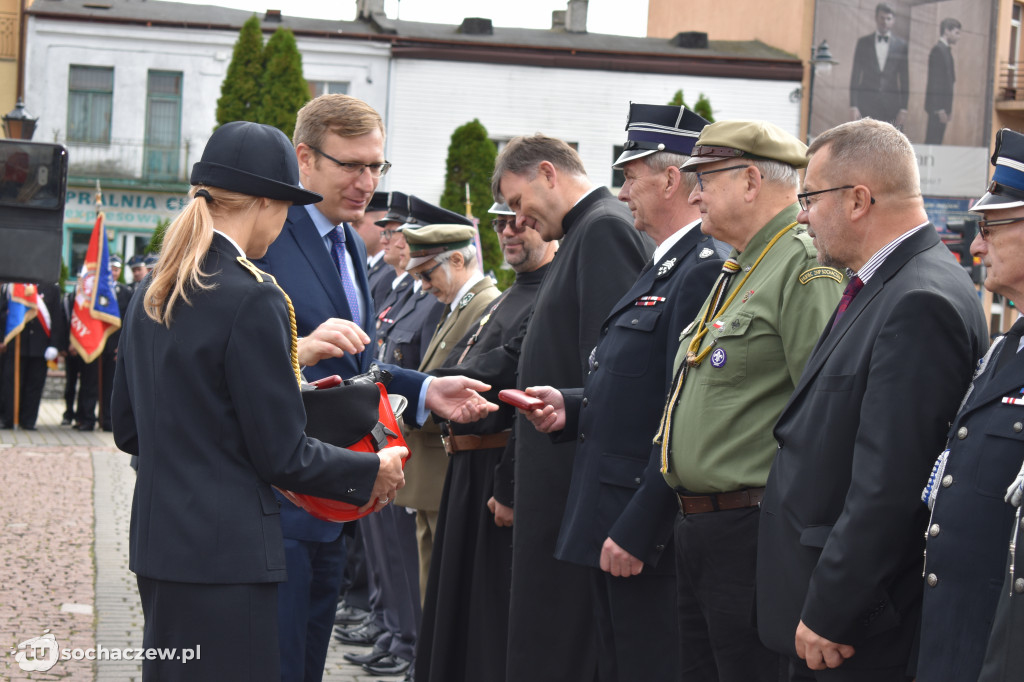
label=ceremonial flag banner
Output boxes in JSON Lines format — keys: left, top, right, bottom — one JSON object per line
{"left": 3, "top": 284, "right": 51, "bottom": 345}
{"left": 70, "top": 212, "right": 121, "bottom": 362}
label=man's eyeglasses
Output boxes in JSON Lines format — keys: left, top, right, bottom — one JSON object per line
{"left": 797, "top": 186, "right": 876, "bottom": 212}
{"left": 308, "top": 144, "right": 391, "bottom": 177}
{"left": 412, "top": 261, "right": 443, "bottom": 284}
{"left": 492, "top": 217, "right": 523, "bottom": 233}
{"left": 695, "top": 164, "right": 750, "bottom": 192}
{"left": 978, "top": 216, "right": 1024, "bottom": 240}
{"left": 380, "top": 228, "right": 401, "bottom": 240}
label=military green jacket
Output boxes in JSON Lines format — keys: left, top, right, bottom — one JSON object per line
{"left": 663, "top": 205, "right": 844, "bottom": 493}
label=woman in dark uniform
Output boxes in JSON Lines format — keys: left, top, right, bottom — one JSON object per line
{"left": 111, "top": 121, "right": 406, "bottom": 681}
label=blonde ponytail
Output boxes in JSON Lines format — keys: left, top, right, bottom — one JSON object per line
{"left": 144, "top": 186, "right": 257, "bottom": 326}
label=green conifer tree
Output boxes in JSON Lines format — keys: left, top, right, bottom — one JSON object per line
{"left": 256, "top": 27, "right": 309, "bottom": 138}
{"left": 668, "top": 89, "right": 715, "bottom": 122}
{"left": 215, "top": 15, "right": 265, "bottom": 128}
{"left": 439, "top": 120, "right": 508, "bottom": 288}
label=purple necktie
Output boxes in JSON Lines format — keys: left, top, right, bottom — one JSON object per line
{"left": 328, "top": 226, "right": 362, "bottom": 328}
{"left": 831, "top": 275, "right": 863, "bottom": 330}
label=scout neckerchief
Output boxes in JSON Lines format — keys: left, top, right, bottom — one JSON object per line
{"left": 653, "top": 221, "right": 798, "bottom": 474}
{"left": 237, "top": 256, "right": 303, "bottom": 386}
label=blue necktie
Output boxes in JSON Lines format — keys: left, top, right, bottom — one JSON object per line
{"left": 328, "top": 226, "right": 362, "bottom": 328}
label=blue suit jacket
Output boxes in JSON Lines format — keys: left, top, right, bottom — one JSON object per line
{"left": 256, "top": 205, "right": 425, "bottom": 541}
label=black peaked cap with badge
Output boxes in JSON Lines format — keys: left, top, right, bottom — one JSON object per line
{"left": 367, "top": 191, "right": 389, "bottom": 213}
{"left": 971, "top": 128, "right": 1024, "bottom": 211}
{"left": 680, "top": 120, "right": 808, "bottom": 170}
{"left": 376, "top": 191, "right": 413, "bottom": 226}
{"left": 190, "top": 121, "right": 322, "bottom": 205}
{"left": 613, "top": 103, "right": 710, "bottom": 169}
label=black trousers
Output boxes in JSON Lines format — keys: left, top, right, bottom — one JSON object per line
{"left": 64, "top": 353, "right": 82, "bottom": 420}
{"left": 789, "top": 660, "right": 911, "bottom": 681}
{"left": 136, "top": 576, "right": 278, "bottom": 682}
{"left": 591, "top": 564, "right": 678, "bottom": 681}
{"left": 2, "top": 352, "right": 48, "bottom": 428}
{"left": 674, "top": 507, "right": 785, "bottom": 682}
{"left": 76, "top": 358, "right": 100, "bottom": 428}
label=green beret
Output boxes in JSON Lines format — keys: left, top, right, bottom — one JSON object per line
{"left": 681, "top": 120, "right": 808, "bottom": 170}
{"left": 404, "top": 223, "right": 476, "bottom": 269}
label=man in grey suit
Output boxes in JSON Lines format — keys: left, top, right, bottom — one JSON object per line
{"left": 756, "top": 118, "right": 987, "bottom": 680}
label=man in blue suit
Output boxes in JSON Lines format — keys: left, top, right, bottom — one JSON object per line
{"left": 256, "top": 94, "right": 494, "bottom": 682}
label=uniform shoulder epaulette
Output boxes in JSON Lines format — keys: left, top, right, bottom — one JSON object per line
{"left": 790, "top": 226, "right": 820, "bottom": 258}
{"left": 798, "top": 266, "right": 844, "bottom": 285}
{"left": 236, "top": 256, "right": 278, "bottom": 286}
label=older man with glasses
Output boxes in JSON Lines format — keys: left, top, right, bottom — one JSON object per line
{"left": 918, "top": 128, "right": 1024, "bottom": 682}
{"left": 653, "top": 119, "right": 844, "bottom": 681}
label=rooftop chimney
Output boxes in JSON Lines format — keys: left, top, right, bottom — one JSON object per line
{"left": 551, "top": 9, "right": 566, "bottom": 30}
{"left": 566, "top": 0, "right": 588, "bottom": 33}
{"left": 671, "top": 31, "right": 709, "bottom": 49}
{"left": 265, "top": 9, "right": 282, "bottom": 22}
{"left": 459, "top": 17, "right": 494, "bottom": 35}
{"left": 356, "top": 0, "right": 385, "bottom": 21}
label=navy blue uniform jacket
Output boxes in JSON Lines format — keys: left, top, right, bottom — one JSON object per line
{"left": 554, "top": 227, "right": 725, "bottom": 571}
{"left": 111, "top": 234, "right": 381, "bottom": 584}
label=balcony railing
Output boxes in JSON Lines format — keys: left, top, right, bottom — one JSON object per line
{"left": 60, "top": 137, "right": 191, "bottom": 184}
{"left": 997, "top": 62, "right": 1024, "bottom": 102}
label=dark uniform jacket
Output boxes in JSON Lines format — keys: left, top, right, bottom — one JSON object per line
{"left": 757, "top": 226, "right": 987, "bottom": 670}
{"left": 919, "top": 327, "right": 1024, "bottom": 681}
{"left": 980, "top": 507, "right": 1024, "bottom": 682}
{"left": 111, "top": 233, "right": 381, "bottom": 584}
{"left": 376, "top": 279, "right": 443, "bottom": 370}
{"left": 554, "top": 226, "right": 725, "bottom": 572}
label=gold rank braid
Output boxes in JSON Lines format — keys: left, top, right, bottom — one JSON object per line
{"left": 237, "top": 257, "right": 303, "bottom": 386}
{"left": 652, "top": 221, "right": 798, "bottom": 474}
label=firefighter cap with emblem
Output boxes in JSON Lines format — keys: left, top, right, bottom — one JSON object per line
{"left": 613, "top": 103, "right": 711, "bottom": 169}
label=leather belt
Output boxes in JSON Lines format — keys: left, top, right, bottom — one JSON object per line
{"left": 442, "top": 431, "right": 510, "bottom": 455}
{"left": 677, "top": 487, "right": 765, "bottom": 514}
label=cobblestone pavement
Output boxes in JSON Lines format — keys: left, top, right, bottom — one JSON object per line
{"left": 1, "top": 399, "right": 401, "bottom": 682}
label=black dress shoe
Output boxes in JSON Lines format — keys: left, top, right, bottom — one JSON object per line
{"left": 75, "top": 423, "right": 95, "bottom": 431}
{"left": 342, "top": 647, "right": 388, "bottom": 665}
{"left": 335, "top": 601, "right": 371, "bottom": 626}
{"left": 362, "top": 654, "right": 411, "bottom": 676}
{"left": 61, "top": 417, "right": 73, "bottom": 426}
{"left": 333, "top": 621, "right": 384, "bottom": 646}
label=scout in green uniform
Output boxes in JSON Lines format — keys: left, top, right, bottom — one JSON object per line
{"left": 653, "top": 120, "right": 844, "bottom": 682}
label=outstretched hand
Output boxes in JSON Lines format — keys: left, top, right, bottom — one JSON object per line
{"left": 427, "top": 376, "right": 499, "bottom": 423}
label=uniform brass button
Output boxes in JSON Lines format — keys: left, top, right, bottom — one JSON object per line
{"left": 592, "top": 361, "right": 599, "bottom": 370}
{"left": 929, "top": 524, "right": 940, "bottom": 537}
{"left": 440, "top": 341, "right": 446, "bottom": 350}
{"left": 655, "top": 544, "right": 665, "bottom": 551}
{"left": 1015, "top": 422, "right": 1023, "bottom": 433}
{"left": 579, "top": 433, "right": 586, "bottom": 443}
{"left": 634, "top": 477, "right": 642, "bottom": 484}
{"left": 941, "top": 474, "right": 953, "bottom": 488}
{"left": 631, "top": 319, "right": 639, "bottom": 325}
{"left": 1016, "top": 578, "right": 1024, "bottom": 594}
{"left": 957, "top": 427, "right": 968, "bottom": 440}
{"left": 582, "top": 397, "right": 588, "bottom": 407}
{"left": 927, "top": 573, "right": 939, "bottom": 587}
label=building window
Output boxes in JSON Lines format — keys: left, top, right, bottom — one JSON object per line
{"left": 68, "top": 65, "right": 113, "bottom": 144}
{"left": 611, "top": 145, "right": 625, "bottom": 188}
{"left": 144, "top": 70, "right": 183, "bottom": 180}
{"left": 309, "top": 81, "right": 350, "bottom": 98}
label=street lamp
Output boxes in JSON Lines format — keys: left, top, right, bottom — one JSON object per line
{"left": 806, "top": 40, "right": 838, "bottom": 142}
{"left": 3, "top": 98, "right": 38, "bottom": 140}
